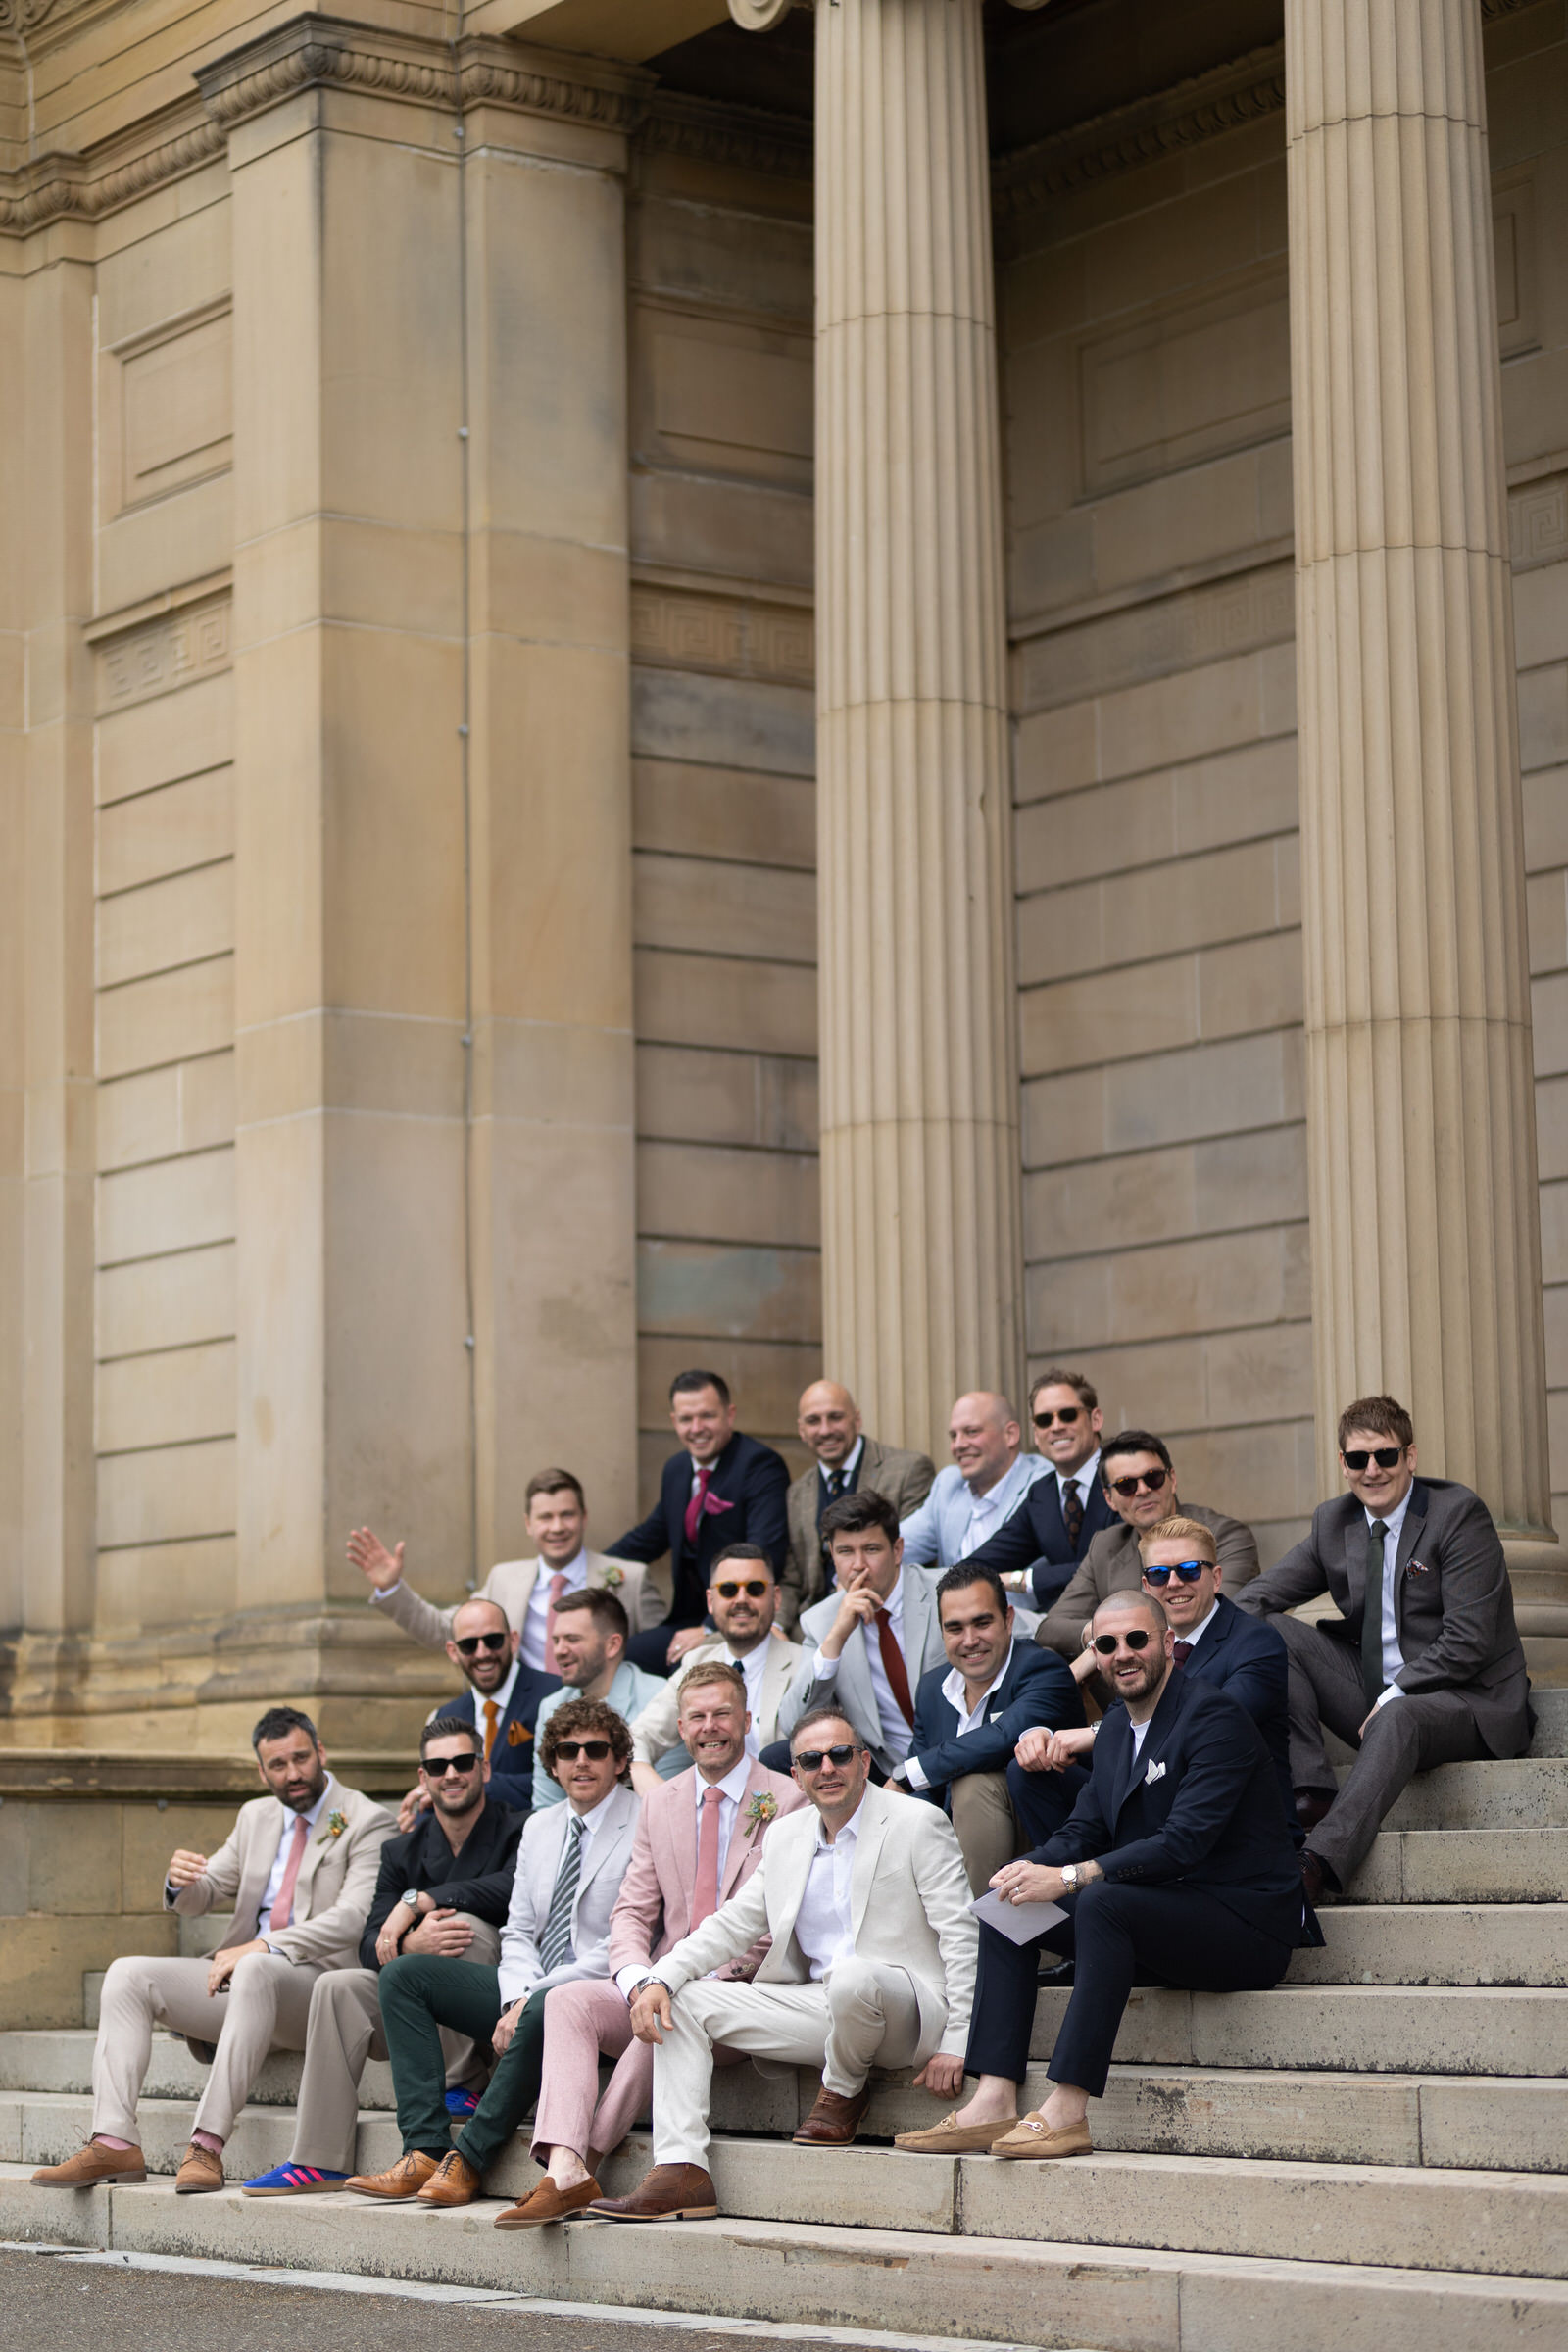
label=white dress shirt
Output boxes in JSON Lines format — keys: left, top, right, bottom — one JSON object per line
{"left": 1365, "top": 1489, "right": 1412, "bottom": 1702}
{"left": 519, "top": 1547, "right": 590, "bottom": 1672}
{"left": 819, "top": 1438, "right": 864, "bottom": 1491}
{"left": 810, "top": 1571, "right": 914, "bottom": 1762}
{"left": 1054, "top": 1449, "right": 1101, "bottom": 1533}
{"left": 613, "top": 1752, "right": 753, "bottom": 2002}
{"left": 902, "top": 1642, "right": 1015, "bottom": 1792}
{"left": 793, "top": 1800, "right": 863, "bottom": 1981}
{"left": 898, "top": 1453, "right": 1050, "bottom": 1566}
{"left": 1176, "top": 1599, "right": 1220, "bottom": 1650}
{"left": 473, "top": 1654, "right": 521, "bottom": 1732}
{"left": 258, "top": 1779, "right": 333, "bottom": 1940}
{"left": 730, "top": 1640, "right": 769, "bottom": 1758}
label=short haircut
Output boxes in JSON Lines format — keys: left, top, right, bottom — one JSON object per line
{"left": 677, "top": 1659, "right": 748, "bottom": 1707}
{"left": 252, "top": 1705, "right": 319, "bottom": 1753}
{"left": 1095, "top": 1590, "right": 1168, "bottom": 1640}
{"left": 1100, "top": 1427, "right": 1173, "bottom": 1482}
{"left": 670, "top": 1367, "right": 731, "bottom": 1406}
{"left": 420, "top": 1712, "right": 482, "bottom": 1761}
{"left": 452, "top": 1594, "right": 509, "bottom": 1633}
{"left": 539, "top": 1695, "right": 632, "bottom": 1780}
{"left": 710, "top": 1542, "right": 773, "bottom": 1578}
{"left": 1139, "top": 1514, "right": 1216, "bottom": 1567}
{"left": 820, "top": 1489, "right": 900, "bottom": 1546}
{"left": 552, "top": 1586, "right": 629, "bottom": 1642}
{"left": 524, "top": 1466, "right": 585, "bottom": 1510}
{"left": 1029, "top": 1366, "right": 1098, "bottom": 1413}
{"left": 935, "top": 1562, "right": 1010, "bottom": 1617}
{"left": 789, "top": 1703, "right": 863, "bottom": 1752}
{"left": 1337, "top": 1394, "right": 1414, "bottom": 1454}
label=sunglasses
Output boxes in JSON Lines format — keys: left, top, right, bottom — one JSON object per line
{"left": 1142, "top": 1560, "right": 1207, "bottom": 1587}
{"left": 1343, "top": 1447, "right": 1404, "bottom": 1471}
{"left": 1093, "top": 1628, "right": 1154, "bottom": 1654}
{"left": 1108, "top": 1467, "right": 1169, "bottom": 1497}
{"left": 422, "top": 1752, "right": 480, "bottom": 1776}
{"left": 713, "top": 1579, "right": 770, "bottom": 1599}
{"left": 454, "top": 1632, "right": 509, "bottom": 1657}
{"left": 793, "top": 1743, "right": 859, "bottom": 1773}
{"left": 1033, "top": 1405, "right": 1081, "bottom": 1428}
{"left": 554, "top": 1739, "right": 613, "bottom": 1762}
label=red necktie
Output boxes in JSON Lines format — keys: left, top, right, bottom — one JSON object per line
{"left": 546, "top": 1571, "right": 567, "bottom": 1658}
{"left": 693, "top": 1786, "right": 723, "bottom": 1926}
{"left": 874, "top": 1607, "right": 915, "bottom": 1726}
{"left": 684, "top": 1464, "right": 712, "bottom": 1549}
{"left": 269, "top": 1815, "right": 310, "bottom": 1933}
{"left": 1172, "top": 1640, "right": 1193, "bottom": 1666}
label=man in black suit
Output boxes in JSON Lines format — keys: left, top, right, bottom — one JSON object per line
{"left": 963, "top": 1371, "right": 1117, "bottom": 1610}
{"left": 885, "top": 1564, "right": 1084, "bottom": 1892}
{"left": 896, "top": 1590, "right": 1318, "bottom": 2161}
{"left": 403, "top": 1596, "right": 558, "bottom": 1821}
{"left": 1236, "top": 1394, "right": 1533, "bottom": 1905}
{"left": 610, "top": 1369, "right": 791, "bottom": 1676}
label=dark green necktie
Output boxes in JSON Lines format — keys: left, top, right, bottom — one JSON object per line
{"left": 1361, "top": 1518, "right": 1389, "bottom": 1707}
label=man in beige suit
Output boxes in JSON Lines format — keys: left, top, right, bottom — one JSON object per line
{"left": 350, "top": 1465, "right": 662, "bottom": 1670}
{"left": 628, "top": 1544, "right": 803, "bottom": 1790}
{"left": 31, "top": 1707, "right": 393, "bottom": 2195}
{"left": 778, "top": 1381, "right": 936, "bottom": 1634}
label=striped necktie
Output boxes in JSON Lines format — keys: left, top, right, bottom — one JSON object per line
{"left": 538, "top": 1815, "right": 585, "bottom": 1973}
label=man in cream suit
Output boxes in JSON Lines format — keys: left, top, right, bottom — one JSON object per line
{"left": 31, "top": 1708, "right": 393, "bottom": 2196}
{"left": 772, "top": 1492, "right": 948, "bottom": 1781}
{"left": 494, "top": 1660, "right": 804, "bottom": 2226}
{"left": 629, "top": 1544, "right": 803, "bottom": 1790}
{"left": 345, "top": 1695, "right": 640, "bottom": 2209}
{"left": 590, "top": 1701, "right": 976, "bottom": 2222}
{"left": 349, "top": 1465, "right": 662, "bottom": 1671}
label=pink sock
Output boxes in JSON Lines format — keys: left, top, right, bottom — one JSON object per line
{"left": 191, "top": 2130, "right": 224, "bottom": 2155}
{"left": 93, "top": 2135, "right": 135, "bottom": 2152}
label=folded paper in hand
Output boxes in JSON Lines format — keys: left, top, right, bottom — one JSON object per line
{"left": 969, "top": 1888, "right": 1068, "bottom": 1947}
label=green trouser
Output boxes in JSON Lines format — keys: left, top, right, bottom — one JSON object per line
{"left": 377, "top": 1955, "right": 549, "bottom": 2179}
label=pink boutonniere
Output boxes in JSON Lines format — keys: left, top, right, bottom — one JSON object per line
{"left": 745, "top": 1792, "right": 779, "bottom": 1828}
{"left": 599, "top": 1564, "right": 625, "bottom": 1590}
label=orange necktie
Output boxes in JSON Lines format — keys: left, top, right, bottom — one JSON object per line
{"left": 269, "top": 1814, "right": 310, "bottom": 1933}
{"left": 693, "top": 1786, "right": 723, "bottom": 1926}
{"left": 482, "top": 1697, "right": 500, "bottom": 1759}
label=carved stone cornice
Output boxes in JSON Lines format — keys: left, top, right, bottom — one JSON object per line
{"left": 642, "top": 89, "right": 810, "bottom": 178}
{"left": 0, "top": 0, "right": 57, "bottom": 31}
{"left": 0, "top": 106, "right": 223, "bottom": 233}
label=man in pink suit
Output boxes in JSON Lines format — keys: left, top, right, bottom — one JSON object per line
{"left": 492, "top": 1659, "right": 802, "bottom": 2227}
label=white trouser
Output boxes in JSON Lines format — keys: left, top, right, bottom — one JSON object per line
{"left": 652, "top": 1960, "right": 921, "bottom": 2168}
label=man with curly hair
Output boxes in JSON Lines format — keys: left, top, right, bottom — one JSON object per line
{"left": 345, "top": 1697, "right": 639, "bottom": 2208}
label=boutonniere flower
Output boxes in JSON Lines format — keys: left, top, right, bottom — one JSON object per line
{"left": 507, "top": 1720, "right": 531, "bottom": 1747}
{"left": 320, "top": 1809, "right": 348, "bottom": 1841}
{"left": 745, "top": 1792, "right": 779, "bottom": 1828}
{"left": 599, "top": 1564, "right": 625, "bottom": 1590}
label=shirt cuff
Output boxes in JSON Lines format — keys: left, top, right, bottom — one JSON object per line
{"left": 902, "top": 1755, "right": 930, "bottom": 1791}
{"left": 811, "top": 1650, "right": 841, "bottom": 1681}
{"left": 369, "top": 1581, "right": 403, "bottom": 1603}
{"left": 614, "top": 1963, "right": 652, "bottom": 2002}
{"left": 1374, "top": 1682, "right": 1403, "bottom": 1709}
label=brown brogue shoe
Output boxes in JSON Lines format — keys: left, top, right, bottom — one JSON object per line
{"left": 346, "top": 2150, "right": 440, "bottom": 2201}
{"left": 793, "top": 2084, "right": 871, "bottom": 2146}
{"left": 416, "top": 2151, "right": 482, "bottom": 2208}
{"left": 173, "top": 2142, "right": 224, "bottom": 2194}
{"left": 587, "top": 2164, "right": 717, "bottom": 2221}
{"left": 992, "top": 2112, "right": 1093, "bottom": 2161}
{"left": 31, "top": 2140, "right": 147, "bottom": 2188}
{"left": 493, "top": 2174, "right": 602, "bottom": 2230}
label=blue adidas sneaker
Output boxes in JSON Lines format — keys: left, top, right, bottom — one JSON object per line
{"left": 444, "top": 2087, "right": 481, "bottom": 2117}
{"left": 242, "top": 2162, "right": 351, "bottom": 2197}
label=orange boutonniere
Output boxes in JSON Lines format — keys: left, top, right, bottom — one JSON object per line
{"left": 320, "top": 1809, "right": 348, "bottom": 1842}
{"left": 745, "top": 1792, "right": 778, "bottom": 1828}
{"left": 507, "top": 1720, "right": 531, "bottom": 1747}
{"left": 600, "top": 1563, "right": 625, "bottom": 1590}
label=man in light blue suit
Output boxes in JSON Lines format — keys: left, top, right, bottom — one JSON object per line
{"left": 898, "top": 1393, "right": 1051, "bottom": 1567}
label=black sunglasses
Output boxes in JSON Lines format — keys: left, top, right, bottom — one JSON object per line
{"left": 422, "top": 1752, "right": 480, "bottom": 1776}
{"left": 1142, "top": 1560, "right": 1207, "bottom": 1587}
{"left": 1093, "top": 1628, "right": 1154, "bottom": 1654}
{"left": 554, "top": 1739, "right": 612, "bottom": 1762}
{"left": 1343, "top": 1447, "right": 1404, "bottom": 1471}
{"left": 713, "top": 1579, "right": 770, "bottom": 1599}
{"left": 793, "top": 1743, "right": 859, "bottom": 1773}
{"left": 1108, "top": 1467, "right": 1168, "bottom": 1497}
{"left": 455, "top": 1632, "right": 509, "bottom": 1656}
{"left": 1033, "top": 1405, "right": 1081, "bottom": 1428}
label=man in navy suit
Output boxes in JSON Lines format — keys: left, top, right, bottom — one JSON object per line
{"left": 963, "top": 1370, "right": 1117, "bottom": 1609}
{"left": 610, "top": 1369, "right": 791, "bottom": 1676}
{"left": 430, "top": 1597, "right": 560, "bottom": 1816}
{"left": 896, "top": 1588, "right": 1318, "bottom": 2162}
{"left": 885, "top": 1564, "right": 1084, "bottom": 1892}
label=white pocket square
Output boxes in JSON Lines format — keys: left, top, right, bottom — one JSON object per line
{"left": 1144, "top": 1760, "right": 1166, "bottom": 1785}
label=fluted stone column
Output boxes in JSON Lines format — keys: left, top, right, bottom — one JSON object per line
{"left": 732, "top": 0, "right": 1023, "bottom": 1453}
{"left": 1289, "top": 0, "right": 1568, "bottom": 1640}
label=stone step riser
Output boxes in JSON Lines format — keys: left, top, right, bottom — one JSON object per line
{"left": 1028, "top": 1985, "right": 1568, "bottom": 2075}
{"left": 1369, "top": 1760, "right": 1568, "bottom": 1831}
{"left": 1290, "top": 1905, "right": 1568, "bottom": 1987}
{"left": 1345, "top": 1829, "right": 1568, "bottom": 1903}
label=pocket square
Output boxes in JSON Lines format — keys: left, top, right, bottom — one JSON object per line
{"left": 507, "top": 1721, "right": 532, "bottom": 1747}
{"left": 1403, "top": 1559, "right": 1432, "bottom": 1577}
{"left": 1144, "top": 1759, "right": 1166, "bottom": 1785}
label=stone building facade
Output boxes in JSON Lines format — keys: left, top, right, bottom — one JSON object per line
{"left": 2, "top": 0, "right": 1565, "bottom": 1757}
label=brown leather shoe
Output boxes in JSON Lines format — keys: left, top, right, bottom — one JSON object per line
{"left": 173, "top": 2142, "right": 224, "bottom": 2194}
{"left": 587, "top": 2164, "right": 718, "bottom": 2221}
{"left": 416, "top": 2151, "right": 482, "bottom": 2208}
{"left": 31, "top": 2140, "right": 147, "bottom": 2187}
{"left": 992, "top": 2112, "right": 1093, "bottom": 2161}
{"left": 894, "top": 2111, "right": 1015, "bottom": 2154}
{"left": 346, "top": 2150, "right": 440, "bottom": 2201}
{"left": 493, "top": 2174, "right": 602, "bottom": 2230}
{"left": 1301, "top": 1849, "right": 1338, "bottom": 1907}
{"left": 1295, "top": 1788, "right": 1336, "bottom": 1834}
{"left": 793, "top": 2084, "right": 870, "bottom": 2146}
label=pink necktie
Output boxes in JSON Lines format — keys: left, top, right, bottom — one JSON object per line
{"left": 684, "top": 1465, "right": 712, "bottom": 1549}
{"left": 547, "top": 1571, "right": 567, "bottom": 1659}
{"left": 693, "top": 1786, "right": 722, "bottom": 1926}
{"left": 269, "top": 1815, "right": 310, "bottom": 1933}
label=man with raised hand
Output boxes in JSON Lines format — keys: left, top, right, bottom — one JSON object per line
{"left": 779, "top": 1380, "right": 936, "bottom": 1633}
{"left": 628, "top": 1544, "right": 803, "bottom": 1791}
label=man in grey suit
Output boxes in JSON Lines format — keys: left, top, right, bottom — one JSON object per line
{"left": 1236, "top": 1395, "right": 1532, "bottom": 1904}
{"left": 773, "top": 1492, "right": 948, "bottom": 1781}
{"left": 779, "top": 1380, "right": 936, "bottom": 1635}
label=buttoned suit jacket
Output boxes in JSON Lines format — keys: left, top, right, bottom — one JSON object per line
{"left": 777, "top": 1569, "right": 950, "bottom": 1777}
{"left": 606, "top": 1759, "right": 806, "bottom": 1984}
{"left": 1234, "top": 1479, "right": 1532, "bottom": 1756}
{"left": 907, "top": 1640, "right": 1084, "bottom": 1796}
{"left": 167, "top": 1777, "right": 396, "bottom": 1969}
{"left": 964, "top": 1471, "right": 1118, "bottom": 1608}
{"left": 430, "top": 1672, "right": 561, "bottom": 1813}
{"left": 656, "top": 1781, "right": 977, "bottom": 2067}
{"left": 1035, "top": 1502, "right": 1260, "bottom": 1661}
{"left": 780, "top": 1438, "right": 938, "bottom": 1632}
{"left": 373, "top": 1548, "right": 663, "bottom": 1652}
{"left": 498, "top": 1781, "right": 641, "bottom": 2004}
{"left": 1172, "top": 1592, "right": 1295, "bottom": 1831}
{"left": 610, "top": 1433, "right": 792, "bottom": 1628}
{"left": 628, "top": 1634, "right": 805, "bottom": 1767}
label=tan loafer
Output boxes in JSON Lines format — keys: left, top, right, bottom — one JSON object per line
{"left": 173, "top": 2142, "right": 225, "bottom": 2194}
{"left": 345, "top": 2150, "right": 440, "bottom": 2200}
{"left": 587, "top": 2164, "right": 717, "bottom": 2221}
{"left": 894, "top": 2111, "right": 1017, "bottom": 2154}
{"left": 31, "top": 2140, "right": 147, "bottom": 2188}
{"left": 493, "top": 2174, "right": 602, "bottom": 2230}
{"left": 416, "top": 2151, "right": 482, "bottom": 2208}
{"left": 992, "top": 2112, "right": 1093, "bottom": 2161}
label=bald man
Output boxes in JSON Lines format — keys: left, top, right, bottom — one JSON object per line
{"left": 897, "top": 1394, "right": 1052, "bottom": 1572}
{"left": 779, "top": 1382, "right": 936, "bottom": 1635}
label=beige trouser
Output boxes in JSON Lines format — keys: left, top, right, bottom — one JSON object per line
{"left": 92, "top": 1949, "right": 325, "bottom": 2144}
{"left": 652, "top": 1961, "right": 922, "bottom": 2168}
{"left": 290, "top": 1918, "right": 501, "bottom": 2172}
{"left": 949, "top": 1771, "right": 1027, "bottom": 1898}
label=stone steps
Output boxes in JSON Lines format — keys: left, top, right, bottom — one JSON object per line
{"left": 1290, "top": 1903, "right": 1568, "bottom": 1984}
{"left": 1344, "top": 1826, "right": 1568, "bottom": 1901}
{"left": 1369, "top": 1758, "right": 1568, "bottom": 1830}
{"left": 1026, "top": 1983, "right": 1568, "bottom": 2073}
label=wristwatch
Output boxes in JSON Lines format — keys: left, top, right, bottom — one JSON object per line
{"left": 1059, "top": 1864, "right": 1081, "bottom": 1893}
{"left": 400, "top": 1887, "right": 422, "bottom": 1910}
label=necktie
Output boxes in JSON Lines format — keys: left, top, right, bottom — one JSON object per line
{"left": 684, "top": 1464, "right": 712, "bottom": 1549}
{"left": 1361, "top": 1519, "right": 1390, "bottom": 1707}
{"left": 1172, "top": 1639, "right": 1193, "bottom": 1666}
{"left": 482, "top": 1697, "right": 500, "bottom": 1759}
{"left": 874, "top": 1607, "right": 915, "bottom": 1726}
{"left": 269, "top": 1814, "right": 310, "bottom": 1934}
{"left": 1061, "top": 1476, "right": 1084, "bottom": 1552}
{"left": 546, "top": 1571, "right": 567, "bottom": 1659}
{"left": 538, "top": 1816, "right": 585, "bottom": 1973}
{"left": 693, "top": 1786, "right": 723, "bottom": 1926}
{"left": 827, "top": 1467, "right": 846, "bottom": 1501}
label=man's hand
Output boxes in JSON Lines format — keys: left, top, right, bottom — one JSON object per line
{"left": 666, "top": 1627, "right": 708, "bottom": 1667}
{"left": 913, "top": 2053, "right": 964, "bottom": 2098}
{"left": 167, "top": 1849, "right": 209, "bottom": 1887}
{"left": 1014, "top": 1725, "right": 1093, "bottom": 1772}
{"left": 348, "top": 1527, "right": 405, "bottom": 1592}
{"left": 819, "top": 1583, "right": 879, "bottom": 1662}
{"left": 397, "top": 1784, "right": 433, "bottom": 1834}
{"left": 1069, "top": 1643, "right": 1101, "bottom": 1685}
{"left": 403, "top": 1907, "right": 475, "bottom": 1959}
{"left": 629, "top": 1982, "right": 674, "bottom": 2045}
{"left": 491, "top": 1998, "right": 525, "bottom": 2056}
{"left": 374, "top": 1893, "right": 432, "bottom": 1967}
{"left": 207, "top": 1937, "right": 268, "bottom": 1995}
{"left": 990, "top": 1858, "right": 1081, "bottom": 1907}
{"left": 882, "top": 1773, "right": 909, "bottom": 1795}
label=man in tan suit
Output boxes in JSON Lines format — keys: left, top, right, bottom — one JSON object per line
{"left": 628, "top": 1544, "right": 803, "bottom": 1789}
{"left": 350, "top": 1465, "right": 662, "bottom": 1669}
{"left": 778, "top": 1382, "right": 936, "bottom": 1634}
{"left": 31, "top": 1707, "right": 393, "bottom": 2196}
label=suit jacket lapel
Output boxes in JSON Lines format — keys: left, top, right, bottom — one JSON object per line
{"left": 902, "top": 1569, "right": 936, "bottom": 1681}
{"left": 1112, "top": 1676, "right": 1182, "bottom": 1826}
{"left": 1393, "top": 1484, "right": 1427, "bottom": 1638}
{"left": 722, "top": 1765, "right": 770, "bottom": 1901}
{"left": 1102, "top": 1711, "right": 1138, "bottom": 1826}
{"left": 849, "top": 1788, "right": 889, "bottom": 1940}
{"left": 578, "top": 1787, "right": 634, "bottom": 1893}
{"left": 1342, "top": 1507, "right": 1369, "bottom": 1626}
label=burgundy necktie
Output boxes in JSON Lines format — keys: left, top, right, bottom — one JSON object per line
{"left": 874, "top": 1608, "right": 915, "bottom": 1726}
{"left": 1061, "top": 1477, "right": 1084, "bottom": 1551}
{"left": 693, "top": 1786, "right": 723, "bottom": 1926}
{"left": 1172, "top": 1639, "right": 1193, "bottom": 1666}
{"left": 269, "top": 1815, "right": 310, "bottom": 1933}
